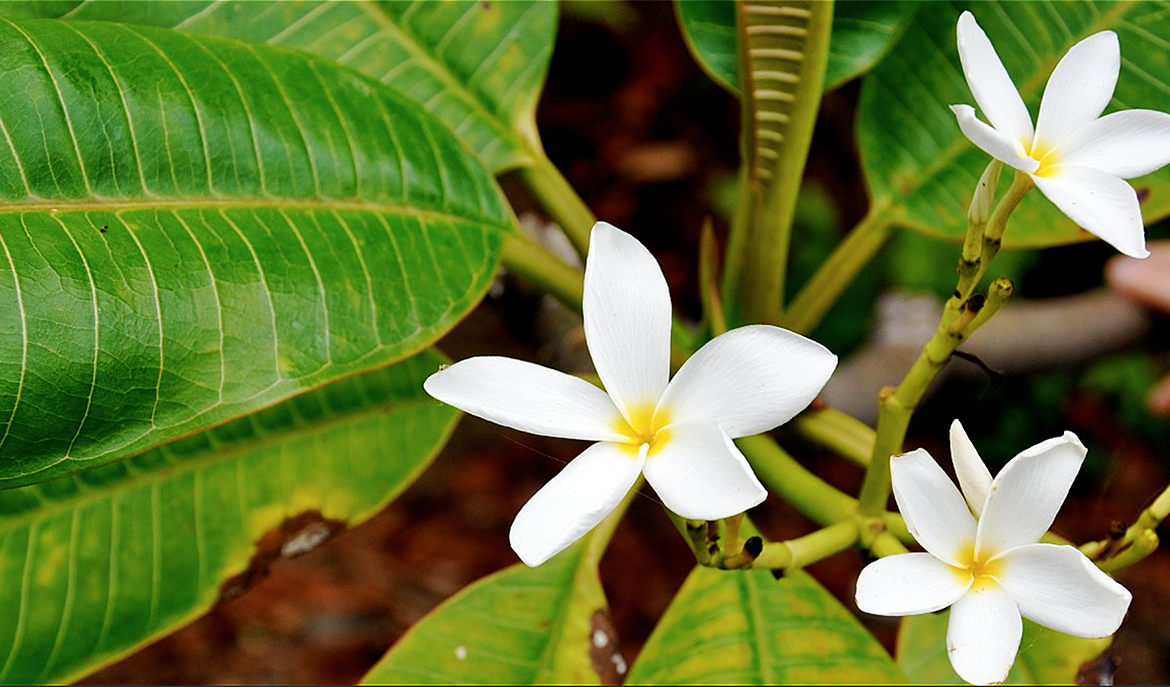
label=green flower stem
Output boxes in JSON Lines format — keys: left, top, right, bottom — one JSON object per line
{"left": 750, "top": 520, "right": 860, "bottom": 573}
{"left": 1083, "top": 480, "right": 1170, "bottom": 573}
{"left": 856, "top": 278, "right": 1014, "bottom": 516}
{"left": 792, "top": 407, "right": 875, "bottom": 467}
{"left": 783, "top": 210, "right": 892, "bottom": 335}
{"left": 957, "top": 170, "right": 1033, "bottom": 301}
{"left": 516, "top": 154, "right": 595, "bottom": 258}
{"left": 501, "top": 232, "right": 584, "bottom": 313}
{"left": 737, "top": 434, "right": 857, "bottom": 526}
{"left": 1098, "top": 529, "right": 1159, "bottom": 574}
{"left": 868, "top": 530, "right": 910, "bottom": 558}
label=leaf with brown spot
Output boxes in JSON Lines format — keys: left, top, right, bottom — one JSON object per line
{"left": 0, "top": 350, "right": 456, "bottom": 684}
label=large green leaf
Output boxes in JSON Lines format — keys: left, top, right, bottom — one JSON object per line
{"left": 859, "top": 1, "right": 1170, "bottom": 248}
{"left": 674, "top": 0, "right": 916, "bottom": 93}
{"left": 361, "top": 532, "right": 619, "bottom": 686}
{"left": 625, "top": 567, "right": 906, "bottom": 684}
{"left": 897, "top": 610, "right": 1110, "bottom": 685}
{"left": 8, "top": 1, "right": 558, "bottom": 173}
{"left": 0, "top": 349, "right": 456, "bottom": 685}
{"left": 0, "top": 19, "right": 511, "bottom": 486}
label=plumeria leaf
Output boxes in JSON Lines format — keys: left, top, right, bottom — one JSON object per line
{"left": 897, "top": 611, "right": 1112, "bottom": 685}
{"left": 3, "top": 0, "right": 558, "bottom": 173}
{"left": 360, "top": 532, "right": 619, "bottom": 686}
{"left": 674, "top": 0, "right": 917, "bottom": 93}
{"left": 861, "top": 0, "right": 1170, "bottom": 248}
{"left": 0, "top": 19, "right": 511, "bottom": 487}
{"left": 0, "top": 350, "right": 457, "bottom": 685}
{"left": 626, "top": 567, "right": 906, "bottom": 684}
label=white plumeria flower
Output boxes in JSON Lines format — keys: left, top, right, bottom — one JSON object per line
{"left": 425, "top": 222, "right": 837, "bottom": 567}
{"left": 951, "top": 10, "right": 1170, "bottom": 259}
{"left": 856, "top": 419, "right": 1131, "bottom": 685}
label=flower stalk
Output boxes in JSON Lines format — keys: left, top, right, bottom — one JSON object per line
{"left": 857, "top": 277, "right": 1014, "bottom": 517}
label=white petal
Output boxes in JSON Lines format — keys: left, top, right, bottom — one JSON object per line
{"left": 583, "top": 222, "right": 672, "bottom": 425}
{"left": 855, "top": 553, "right": 972, "bottom": 616}
{"left": 975, "top": 432, "right": 1086, "bottom": 559}
{"left": 955, "top": 11, "right": 1034, "bottom": 146}
{"left": 1059, "top": 109, "right": 1170, "bottom": 179}
{"left": 509, "top": 441, "right": 644, "bottom": 567}
{"left": 1033, "top": 31, "right": 1120, "bottom": 153}
{"left": 655, "top": 325, "right": 837, "bottom": 439}
{"left": 950, "top": 419, "right": 992, "bottom": 517}
{"left": 951, "top": 105, "right": 1040, "bottom": 173}
{"left": 424, "top": 356, "right": 630, "bottom": 442}
{"left": 890, "top": 449, "right": 978, "bottom": 567}
{"left": 1033, "top": 165, "right": 1149, "bottom": 258}
{"left": 995, "top": 543, "right": 1132, "bottom": 638}
{"left": 641, "top": 420, "right": 766, "bottom": 520}
{"left": 947, "top": 581, "right": 1022, "bottom": 685}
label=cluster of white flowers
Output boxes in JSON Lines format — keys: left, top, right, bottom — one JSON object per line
{"left": 424, "top": 10, "right": 1170, "bottom": 686}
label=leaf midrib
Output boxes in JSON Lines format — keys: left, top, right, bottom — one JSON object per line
{"left": 869, "top": 0, "right": 1135, "bottom": 224}
{"left": 0, "top": 395, "right": 442, "bottom": 533}
{"left": 0, "top": 197, "right": 509, "bottom": 227}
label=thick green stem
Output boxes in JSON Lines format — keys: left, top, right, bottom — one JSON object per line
{"left": 516, "top": 154, "right": 595, "bottom": 258}
{"left": 792, "top": 407, "right": 875, "bottom": 467}
{"left": 868, "top": 531, "right": 910, "bottom": 558}
{"left": 500, "top": 232, "right": 584, "bottom": 313}
{"left": 722, "top": 0, "right": 833, "bottom": 327}
{"left": 784, "top": 211, "right": 891, "bottom": 335}
{"left": 751, "top": 520, "right": 859, "bottom": 573}
{"left": 857, "top": 278, "right": 1014, "bottom": 516}
{"left": 737, "top": 434, "right": 856, "bottom": 526}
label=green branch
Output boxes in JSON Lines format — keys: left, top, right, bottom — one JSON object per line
{"left": 783, "top": 210, "right": 892, "bottom": 335}
{"left": 515, "top": 154, "right": 595, "bottom": 258}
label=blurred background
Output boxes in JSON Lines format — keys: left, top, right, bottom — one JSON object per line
{"left": 82, "top": 2, "right": 1170, "bottom": 684}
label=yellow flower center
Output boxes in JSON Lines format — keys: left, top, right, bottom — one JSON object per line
{"left": 613, "top": 403, "right": 670, "bottom": 451}
{"left": 953, "top": 541, "right": 1005, "bottom": 587}
{"left": 1027, "top": 138, "right": 1061, "bottom": 178}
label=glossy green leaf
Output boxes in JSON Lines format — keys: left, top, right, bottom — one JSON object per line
{"left": 674, "top": 0, "right": 916, "bottom": 93}
{"left": 860, "top": 1, "right": 1170, "bottom": 248}
{"left": 0, "top": 349, "right": 457, "bottom": 684}
{"left": 9, "top": 0, "right": 558, "bottom": 173}
{"left": 0, "top": 19, "right": 511, "bottom": 486}
{"left": 626, "top": 567, "right": 906, "bottom": 684}
{"left": 361, "top": 534, "right": 619, "bottom": 686}
{"left": 897, "top": 610, "right": 1110, "bottom": 685}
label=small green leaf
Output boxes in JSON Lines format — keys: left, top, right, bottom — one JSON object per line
{"left": 12, "top": 1, "right": 559, "bottom": 173}
{"left": 859, "top": 1, "right": 1170, "bottom": 248}
{"left": 626, "top": 567, "right": 906, "bottom": 685}
{"left": 897, "top": 611, "right": 1110, "bottom": 685}
{"left": 674, "top": 0, "right": 916, "bottom": 93}
{"left": 0, "top": 349, "right": 457, "bottom": 685}
{"left": 361, "top": 535, "right": 617, "bottom": 686}
{"left": 0, "top": 19, "right": 511, "bottom": 486}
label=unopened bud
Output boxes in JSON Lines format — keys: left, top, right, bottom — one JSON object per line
{"left": 968, "top": 160, "right": 1003, "bottom": 226}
